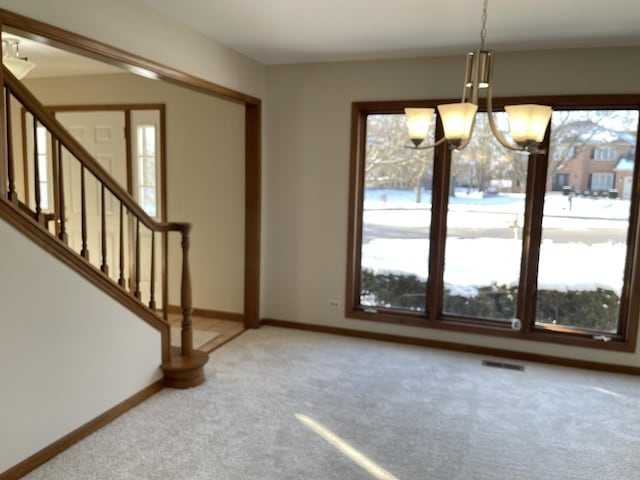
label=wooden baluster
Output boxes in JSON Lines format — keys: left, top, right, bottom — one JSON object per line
{"left": 57, "top": 142, "right": 67, "bottom": 243}
{"left": 134, "top": 219, "right": 141, "bottom": 299}
{"left": 118, "top": 203, "right": 125, "bottom": 287}
{"left": 50, "top": 137, "right": 59, "bottom": 237}
{"left": 149, "top": 231, "right": 156, "bottom": 310}
{"left": 5, "top": 89, "right": 17, "bottom": 203}
{"left": 162, "top": 231, "right": 168, "bottom": 320}
{"left": 80, "top": 165, "right": 89, "bottom": 259}
{"left": 33, "top": 117, "right": 42, "bottom": 221}
{"left": 100, "top": 185, "right": 108, "bottom": 275}
{"left": 127, "top": 214, "right": 135, "bottom": 292}
{"left": 180, "top": 226, "right": 193, "bottom": 357}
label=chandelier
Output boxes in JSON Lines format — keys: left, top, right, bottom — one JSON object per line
{"left": 2, "top": 38, "right": 36, "bottom": 80}
{"left": 405, "top": 0, "right": 552, "bottom": 153}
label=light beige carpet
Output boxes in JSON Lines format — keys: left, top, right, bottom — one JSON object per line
{"left": 22, "top": 327, "right": 640, "bottom": 479}
{"left": 170, "top": 327, "right": 219, "bottom": 350}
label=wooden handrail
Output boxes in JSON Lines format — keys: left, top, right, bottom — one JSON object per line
{"left": 2, "top": 65, "right": 199, "bottom": 364}
{"left": 3, "top": 67, "right": 188, "bottom": 234}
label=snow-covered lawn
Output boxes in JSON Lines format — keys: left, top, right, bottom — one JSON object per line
{"left": 362, "top": 189, "right": 629, "bottom": 295}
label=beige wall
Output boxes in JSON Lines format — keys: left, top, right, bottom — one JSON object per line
{"left": 0, "top": 218, "right": 162, "bottom": 473}
{"left": 23, "top": 74, "right": 246, "bottom": 313}
{"left": 263, "top": 47, "right": 640, "bottom": 367}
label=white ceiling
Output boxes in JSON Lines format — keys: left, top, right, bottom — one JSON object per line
{"left": 132, "top": 0, "right": 640, "bottom": 64}
{"left": 4, "top": 0, "right": 640, "bottom": 79}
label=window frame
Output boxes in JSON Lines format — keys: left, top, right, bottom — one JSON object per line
{"left": 346, "top": 95, "right": 640, "bottom": 352}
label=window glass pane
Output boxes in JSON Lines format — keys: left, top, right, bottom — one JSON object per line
{"left": 39, "top": 183, "right": 49, "bottom": 210}
{"left": 142, "top": 156, "right": 156, "bottom": 185}
{"left": 360, "top": 113, "right": 434, "bottom": 311}
{"left": 144, "top": 126, "right": 156, "bottom": 156}
{"left": 36, "top": 126, "right": 48, "bottom": 153}
{"left": 136, "top": 125, "right": 158, "bottom": 217}
{"left": 443, "top": 113, "right": 525, "bottom": 320}
{"left": 137, "top": 127, "right": 144, "bottom": 156}
{"left": 536, "top": 110, "right": 638, "bottom": 333}
{"left": 38, "top": 155, "right": 48, "bottom": 181}
{"left": 140, "top": 186, "right": 157, "bottom": 217}
{"left": 138, "top": 125, "right": 155, "bottom": 156}
{"left": 35, "top": 126, "right": 50, "bottom": 211}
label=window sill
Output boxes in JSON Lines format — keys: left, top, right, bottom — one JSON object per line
{"left": 347, "top": 306, "right": 635, "bottom": 352}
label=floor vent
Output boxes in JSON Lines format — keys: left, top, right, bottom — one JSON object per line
{"left": 482, "top": 360, "right": 525, "bottom": 371}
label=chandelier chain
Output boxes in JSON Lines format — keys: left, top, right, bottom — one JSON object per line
{"left": 480, "top": 0, "right": 488, "bottom": 50}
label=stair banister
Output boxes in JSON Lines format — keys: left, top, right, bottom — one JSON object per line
{"left": 2, "top": 65, "right": 204, "bottom": 372}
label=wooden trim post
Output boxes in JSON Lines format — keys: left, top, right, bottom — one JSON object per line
{"left": 180, "top": 225, "right": 193, "bottom": 357}
{"left": 0, "top": 36, "right": 8, "bottom": 198}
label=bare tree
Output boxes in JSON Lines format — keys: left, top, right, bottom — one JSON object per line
{"left": 364, "top": 110, "right": 637, "bottom": 201}
{"left": 365, "top": 114, "right": 434, "bottom": 202}
{"left": 453, "top": 115, "right": 516, "bottom": 192}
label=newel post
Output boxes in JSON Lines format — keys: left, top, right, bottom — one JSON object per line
{"left": 163, "top": 222, "right": 208, "bottom": 389}
{"left": 180, "top": 224, "right": 194, "bottom": 357}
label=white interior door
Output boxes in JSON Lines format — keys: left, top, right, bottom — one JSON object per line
{"left": 55, "top": 111, "right": 128, "bottom": 282}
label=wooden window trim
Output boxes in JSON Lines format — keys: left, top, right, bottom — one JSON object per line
{"left": 346, "top": 94, "right": 640, "bottom": 352}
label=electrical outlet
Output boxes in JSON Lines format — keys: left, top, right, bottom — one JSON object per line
{"left": 328, "top": 299, "right": 341, "bottom": 309}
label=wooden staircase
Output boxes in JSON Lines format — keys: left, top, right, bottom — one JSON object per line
{"left": 0, "top": 65, "right": 208, "bottom": 388}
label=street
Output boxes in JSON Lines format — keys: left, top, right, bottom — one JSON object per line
{"left": 363, "top": 218, "right": 628, "bottom": 244}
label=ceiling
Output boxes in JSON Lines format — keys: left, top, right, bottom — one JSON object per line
{"left": 132, "top": 0, "right": 640, "bottom": 64}
{"left": 3, "top": 0, "right": 640, "bottom": 79}
{"left": 2, "top": 34, "right": 123, "bottom": 78}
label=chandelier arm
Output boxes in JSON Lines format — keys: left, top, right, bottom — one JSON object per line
{"left": 405, "top": 136, "right": 448, "bottom": 150}
{"left": 470, "top": 49, "right": 480, "bottom": 105}
{"left": 461, "top": 53, "right": 472, "bottom": 102}
{"left": 484, "top": 63, "right": 524, "bottom": 152}
{"left": 486, "top": 109, "right": 523, "bottom": 152}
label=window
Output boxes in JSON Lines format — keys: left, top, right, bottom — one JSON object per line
{"left": 347, "top": 96, "right": 640, "bottom": 349}
{"left": 35, "top": 125, "right": 51, "bottom": 211}
{"left": 590, "top": 172, "right": 614, "bottom": 190}
{"left": 136, "top": 124, "right": 158, "bottom": 217}
{"left": 593, "top": 146, "right": 617, "bottom": 161}
{"left": 360, "top": 113, "right": 434, "bottom": 311}
{"left": 443, "top": 114, "right": 527, "bottom": 321}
